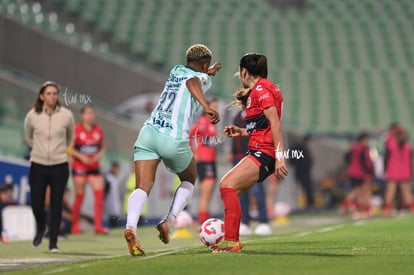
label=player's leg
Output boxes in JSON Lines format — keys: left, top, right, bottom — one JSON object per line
{"left": 211, "top": 156, "right": 259, "bottom": 252}
{"left": 48, "top": 163, "right": 69, "bottom": 252}
{"left": 197, "top": 162, "right": 217, "bottom": 225}
{"left": 198, "top": 178, "right": 216, "bottom": 224}
{"left": 156, "top": 138, "right": 195, "bottom": 244}
{"left": 88, "top": 173, "right": 106, "bottom": 233}
{"left": 400, "top": 181, "right": 414, "bottom": 212}
{"left": 71, "top": 174, "right": 87, "bottom": 234}
{"left": 125, "top": 159, "right": 160, "bottom": 256}
{"left": 265, "top": 174, "right": 278, "bottom": 219}
{"left": 383, "top": 180, "right": 397, "bottom": 216}
{"left": 29, "top": 163, "right": 48, "bottom": 247}
{"left": 238, "top": 190, "right": 252, "bottom": 235}
{"left": 252, "top": 182, "right": 272, "bottom": 235}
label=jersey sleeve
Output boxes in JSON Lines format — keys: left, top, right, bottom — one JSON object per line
{"left": 196, "top": 73, "right": 212, "bottom": 93}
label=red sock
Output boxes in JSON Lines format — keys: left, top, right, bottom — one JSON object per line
{"left": 220, "top": 187, "right": 241, "bottom": 242}
{"left": 383, "top": 202, "right": 392, "bottom": 210}
{"left": 198, "top": 211, "right": 210, "bottom": 225}
{"left": 72, "top": 194, "right": 84, "bottom": 232}
{"left": 94, "top": 189, "right": 104, "bottom": 231}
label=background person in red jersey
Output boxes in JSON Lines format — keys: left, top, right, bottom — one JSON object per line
{"left": 341, "top": 132, "right": 374, "bottom": 219}
{"left": 211, "top": 53, "right": 288, "bottom": 253}
{"left": 69, "top": 106, "right": 107, "bottom": 234}
{"left": 383, "top": 127, "right": 414, "bottom": 216}
{"left": 190, "top": 98, "right": 219, "bottom": 225}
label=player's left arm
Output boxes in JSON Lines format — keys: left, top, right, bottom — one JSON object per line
{"left": 263, "top": 106, "right": 288, "bottom": 180}
{"left": 186, "top": 77, "right": 220, "bottom": 124}
{"left": 92, "top": 126, "right": 105, "bottom": 163}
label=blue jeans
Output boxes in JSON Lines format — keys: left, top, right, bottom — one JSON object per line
{"left": 233, "top": 159, "right": 268, "bottom": 224}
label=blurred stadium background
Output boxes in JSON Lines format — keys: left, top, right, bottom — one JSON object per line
{"left": 0, "top": 0, "right": 413, "bottom": 215}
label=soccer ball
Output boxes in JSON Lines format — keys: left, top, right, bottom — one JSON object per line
{"left": 173, "top": 210, "right": 193, "bottom": 229}
{"left": 199, "top": 218, "right": 224, "bottom": 246}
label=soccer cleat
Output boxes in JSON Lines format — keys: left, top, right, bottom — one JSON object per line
{"left": 32, "top": 227, "right": 45, "bottom": 248}
{"left": 49, "top": 247, "right": 60, "bottom": 253}
{"left": 156, "top": 219, "right": 170, "bottom": 244}
{"left": 211, "top": 240, "right": 243, "bottom": 253}
{"left": 124, "top": 228, "right": 145, "bottom": 256}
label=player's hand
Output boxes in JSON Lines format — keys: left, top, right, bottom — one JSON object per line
{"left": 205, "top": 107, "right": 220, "bottom": 124}
{"left": 79, "top": 154, "right": 90, "bottom": 165}
{"left": 207, "top": 62, "right": 222, "bottom": 76}
{"left": 224, "top": 125, "right": 241, "bottom": 137}
{"left": 275, "top": 158, "right": 288, "bottom": 180}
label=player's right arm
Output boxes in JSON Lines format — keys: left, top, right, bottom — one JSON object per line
{"left": 224, "top": 125, "right": 248, "bottom": 137}
{"left": 186, "top": 77, "right": 220, "bottom": 124}
{"left": 24, "top": 112, "right": 33, "bottom": 147}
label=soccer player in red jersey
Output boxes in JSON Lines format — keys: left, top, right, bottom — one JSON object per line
{"left": 383, "top": 127, "right": 414, "bottom": 216}
{"left": 69, "top": 106, "right": 107, "bottom": 234}
{"left": 190, "top": 98, "right": 219, "bottom": 225}
{"left": 211, "top": 53, "right": 288, "bottom": 253}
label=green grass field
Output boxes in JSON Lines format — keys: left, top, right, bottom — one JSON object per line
{"left": 1, "top": 214, "right": 414, "bottom": 275}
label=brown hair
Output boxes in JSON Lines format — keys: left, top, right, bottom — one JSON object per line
{"left": 230, "top": 87, "right": 251, "bottom": 110}
{"left": 239, "top": 53, "right": 268, "bottom": 78}
{"left": 34, "top": 81, "right": 60, "bottom": 113}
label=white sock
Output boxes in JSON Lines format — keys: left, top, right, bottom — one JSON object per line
{"left": 126, "top": 188, "right": 148, "bottom": 230}
{"left": 165, "top": 181, "right": 194, "bottom": 223}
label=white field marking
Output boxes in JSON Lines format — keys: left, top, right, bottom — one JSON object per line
{"left": 295, "top": 231, "right": 311, "bottom": 237}
{"left": 42, "top": 267, "right": 71, "bottom": 274}
{"left": 317, "top": 224, "right": 344, "bottom": 233}
{"left": 353, "top": 220, "right": 367, "bottom": 226}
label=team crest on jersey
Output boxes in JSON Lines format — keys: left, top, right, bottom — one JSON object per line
{"left": 256, "top": 85, "right": 263, "bottom": 91}
{"left": 93, "top": 132, "right": 101, "bottom": 141}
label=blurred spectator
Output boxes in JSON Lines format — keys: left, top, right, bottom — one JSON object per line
{"left": 24, "top": 81, "right": 74, "bottom": 252}
{"left": 69, "top": 106, "right": 107, "bottom": 234}
{"left": 341, "top": 132, "right": 374, "bottom": 219}
{"left": 104, "top": 161, "right": 122, "bottom": 228}
{"left": 290, "top": 134, "right": 315, "bottom": 209}
{"left": 227, "top": 110, "right": 272, "bottom": 236}
{"left": 0, "top": 183, "right": 17, "bottom": 244}
{"left": 265, "top": 174, "right": 279, "bottom": 219}
{"left": 383, "top": 127, "right": 414, "bottom": 216}
{"left": 190, "top": 98, "right": 218, "bottom": 225}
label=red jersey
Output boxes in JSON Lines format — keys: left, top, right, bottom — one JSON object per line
{"left": 245, "top": 78, "right": 283, "bottom": 157}
{"left": 72, "top": 123, "right": 104, "bottom": 171}
{"left": 190, "top": 115, "right": 217, "bottom": 162}
{"left": 347, "top": 142, "right": 373, "bottom": 180}
{"left": 385, "top": 138, "right": 412, "bottom": 181}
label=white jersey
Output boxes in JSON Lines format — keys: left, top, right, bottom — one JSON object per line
{"left": 145, "top": 65, "right": 212, "bottom": 140}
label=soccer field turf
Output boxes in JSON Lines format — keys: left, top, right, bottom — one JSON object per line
{"left": 1, "top": 214, "right": 413, "bottom": 275}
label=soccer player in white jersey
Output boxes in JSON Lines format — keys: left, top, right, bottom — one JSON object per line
{"left": 124, "top": 44, "right": 221, "bottom": 256}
